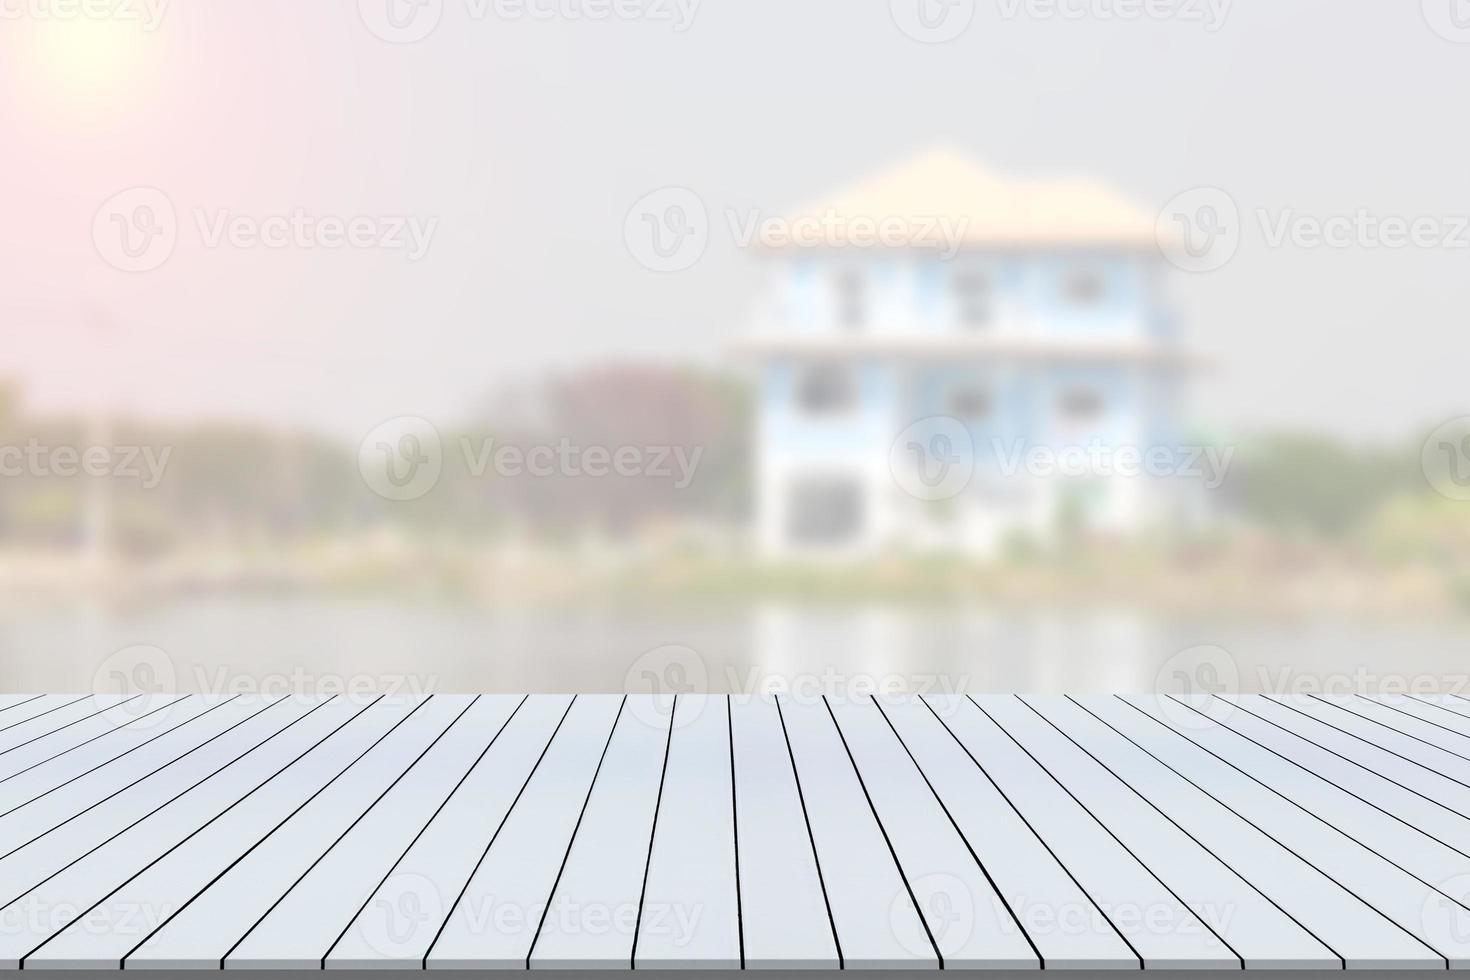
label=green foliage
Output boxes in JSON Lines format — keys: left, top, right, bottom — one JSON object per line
{"left": 1229, "top": 434, "right": 1420, "bottom": 536}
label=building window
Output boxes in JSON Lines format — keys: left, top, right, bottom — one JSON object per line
{"left": 835, "top": 269, "right": 865, "bottom": 330}
{"left": 952, "top": 269, "right": 990, "bottom": 328}
{"left": 796, "top": 363, "right": 858, "bottom": 415}
{"left": 1063, "top": 268, "right": 1106, "bottom": 308}
{"left": 785, "top": 476, "right": 863, "bottom": 546}
{"left": 1058, "top": 386, "right": 1105, "bottom": 422}
{"left": 946, "top": 384, "right": 992, "bottom": 421}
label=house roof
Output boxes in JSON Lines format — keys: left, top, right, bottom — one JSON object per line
{"left": 762, "top": 148, "right": 1161, "bottom": 250}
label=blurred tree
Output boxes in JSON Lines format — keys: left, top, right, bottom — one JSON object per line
{"left": 455, "top": 365, "right": 751, "bottom": 538}
{"left": 1226, "top": 434, "right": 1419, "bottom": 536}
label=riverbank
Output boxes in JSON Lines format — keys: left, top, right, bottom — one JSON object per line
{"left": 0, "top": 527, "right": 1463, "bottom": 621}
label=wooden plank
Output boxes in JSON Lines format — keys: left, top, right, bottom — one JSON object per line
{"left": 1113, "top": 695, "right": 1470, "bottom": 967}
{"left": 0, "top": 694, "right": 46, "bottom": 716}
{"left": 826, "top": 697, "right": 1038, "bottom": 970}
{"left": 1368, "top": 695, "right": 1470, "bottom": 738}
{"left": 0, "top": 695, "right": 133, "bottom": 758}
{"left": 924, "top": 695, "right": 1236, "bottom": 969}
{"left": 29, "top": 697, "right": 455, "bottom": 969}
{"left": 1414, "top": 694, "right": 1470, "bottom": 723}
{"left": 0, "top": 696, "right": 91, "bottom": 749}
{"left": 6, "top": 687, "right": 1470, "bottom": 973}
{"left": 1264, "top": 694, "right": 1470, "bottom": 791}
{"left": 877, "top": 695, "right": 1136, "bottom": 969}
{"left": 973, "top": 695, "right": 1336, "bottom": 969}
{"left": 528, "top": 696, "right": 670, "bottom": 970}
{"left": 0, "top": 695, "right": 363, "bottom": 969}
{"left": 1319, "top": 695, "right": 1470, "bottom": 764}
{"left": 0, "top": 695, "right": 185, "bottom": 784}
{"left": 1200, "top": 696, "right": 1470, "bottom": 855}
{"left": 325, "top": 695, "right": 574, "bottom": 969}
{"left": 777, "top": 697, "right": 935, "bottom": 969}
{"left": 724, "top": 695, "right": 839, "bottom": 970}
{"left": 0, "top": 697, "right": 283, "bottom": 860}
{"left": 633, "top": 694, "right": 740, "bottom": 970}
{"left": 0, "top": 696, "right": 249, "bottom": 819}
{"left": 136, "top": 696, "right": 521, "bottom": 970}
{"left": 1228, "top": 696, "right": 1470, "bottom": 820}
{"left": 1028, "top": 696, "right": 1441, "bottom": 969}
{"left": 428, "top": 695, "right": 625, "bottom": 969}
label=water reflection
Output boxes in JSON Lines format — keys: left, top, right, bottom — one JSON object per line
{"left": 2, "top": 597, "right": 1467, "bottom": 696}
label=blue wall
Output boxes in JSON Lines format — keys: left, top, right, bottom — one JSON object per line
{"left": 761, "top": 249, "right": 1179, "bottom": 461}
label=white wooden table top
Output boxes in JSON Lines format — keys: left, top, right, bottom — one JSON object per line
{"left": 2, "top": 691, "right": 1470, "bottom": 971}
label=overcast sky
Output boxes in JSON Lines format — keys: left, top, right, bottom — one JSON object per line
{"left": 2, "top": 0, "right": 1467, "bottom": 443}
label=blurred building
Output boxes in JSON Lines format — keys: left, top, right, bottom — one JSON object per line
{"left": 741, "top": 149, "right": 1192, "bottom": 557}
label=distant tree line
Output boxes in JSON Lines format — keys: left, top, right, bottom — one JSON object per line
{"left": 0, "top": 368, "right": 751, "bottom": 554}
{"left": 0, "top": 374, "right": 1453, "bottom": 555}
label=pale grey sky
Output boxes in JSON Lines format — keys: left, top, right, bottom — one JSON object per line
{"left": 2, "top": 0, "right": 1467, "bottom": 442}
